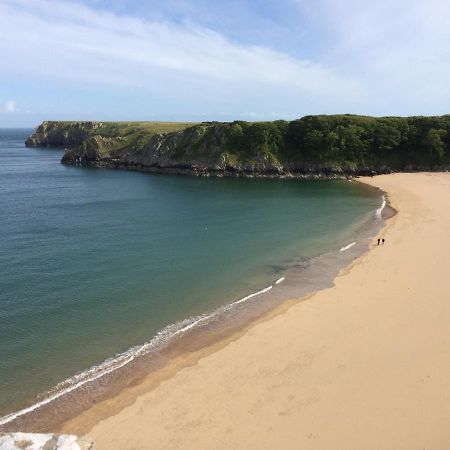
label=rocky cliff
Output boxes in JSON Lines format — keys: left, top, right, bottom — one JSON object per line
{"left": 58, "top": 124, "right": 300, "bottom": 177}
{"left": 25, "top": 121, "right": 104, "bottom": 148}
{"left": 26, "top": 116, "right": 450, "bottom": 177}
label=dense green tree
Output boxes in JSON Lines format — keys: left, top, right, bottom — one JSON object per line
{"left": 423, "top": 128, "right": 446, "bottom": 161}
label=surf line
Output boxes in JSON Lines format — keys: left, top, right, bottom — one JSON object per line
{"left": 339, "top": 242, "right": 356, "bottom": 252}
{"left": 0, "top": 283, "right": 276, "bottom": 426}
{"left": 232, "top": 285, "right": 273, "bottom": 306}
{"left": 275, "top": 277, "right": 285, "bottom": 285}
{"left": 376, "top": 195, "right": 386, "bottom": 219}
{"left": 0, "top": 348, "right": 137, "bottom": 426}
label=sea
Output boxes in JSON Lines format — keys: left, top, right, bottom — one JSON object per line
{"left": 0, "top": 128, "right": 385, "bottom": 430}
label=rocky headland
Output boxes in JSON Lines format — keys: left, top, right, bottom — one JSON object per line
{"left": 26, "top": 116, "right": 450, "bottom": 178}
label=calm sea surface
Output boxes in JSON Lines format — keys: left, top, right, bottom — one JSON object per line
{"left": 0, "top": 129, "right": 381, "bottom": 417}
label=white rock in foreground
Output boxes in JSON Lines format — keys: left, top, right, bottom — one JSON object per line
{"left": 0, "top": 433, "right": 93, "bottom": 450}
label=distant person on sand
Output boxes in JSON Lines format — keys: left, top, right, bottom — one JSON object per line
{"left": 382, "top": 238, "right": 385, "bottom": 245}
{"left": 377, "top": 238, "right": 381, "bottom": 245}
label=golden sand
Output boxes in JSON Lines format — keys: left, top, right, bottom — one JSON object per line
{"left": 63, "top": 173, "right": 450, "bottom": 449}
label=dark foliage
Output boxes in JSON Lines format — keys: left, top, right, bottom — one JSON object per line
{"left": 223, "top": 115, "right": 450, "bottom": 168}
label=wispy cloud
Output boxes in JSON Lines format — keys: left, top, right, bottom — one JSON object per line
{"left": 1, "top": 0, "right": 449, "bottom": 126}
{"left": 0, "top": 0, "right": 358, "bottom": 98}
{"left": 295, "top": 0, "right": 450, "bottom": 113}
{"left": 1, "top": 100, "right": 18, "bottom": 113}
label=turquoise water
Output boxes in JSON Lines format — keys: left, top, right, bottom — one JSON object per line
{"left": 0, "top": 129, "right": 381, "bottom": 420}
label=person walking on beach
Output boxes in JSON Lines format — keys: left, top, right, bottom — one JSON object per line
{"left": 382, "top": 238, "right": 385, "bottom": 245}
{"left": 377, "top": 238, "right": 381, "bottom": 245}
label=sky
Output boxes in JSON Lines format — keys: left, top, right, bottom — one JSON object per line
{"left": 1, "top": 0, "right": 449, "bottom": 126}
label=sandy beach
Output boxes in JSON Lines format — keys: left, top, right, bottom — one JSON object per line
{"left": 62, "top": 173, "right": 450, "bottom": 450}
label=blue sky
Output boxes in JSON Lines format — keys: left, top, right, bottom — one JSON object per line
{"left": 1, "top": 0, "right": 449, "bottom": 126}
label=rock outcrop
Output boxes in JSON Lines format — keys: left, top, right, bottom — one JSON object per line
{"left": 25, "top": 122, "right": 104, "bottom": 148}
{"left": 59, "top": 124, "right": 296, "bottom": 177}
{"left": 0, "top": 432, "right": 94, "bottom": 450}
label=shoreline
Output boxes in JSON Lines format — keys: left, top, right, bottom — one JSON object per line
{"left": 61, "top": 159, "right": 382, "bottom": 179}
{"left": 0, "top": 181, "right": 387, "bottom": 433}
{"left": 64, "top": 173, "right": 450, "bottom": 449}
{"left": 60, "top": 157, "right": 450, "bottom": 179}
{"left": 69, "top": 172, "right": 450, "bottom": 450}
{"left": 53, "top": 182, "right": 390, "bottom": 436}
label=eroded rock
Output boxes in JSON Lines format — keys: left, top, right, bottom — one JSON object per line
{"left": 0, "top": 433, "right": 93, "bottom": 450}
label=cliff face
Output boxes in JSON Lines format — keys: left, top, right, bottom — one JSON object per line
{"left": 25, "top": 121, "right": 104, "bottom": 148}
{"left": 26, "top": 116, "right": 450, "bottom": 177}
{"left": 59, "top": 124, "right": 293, "bottom": 177}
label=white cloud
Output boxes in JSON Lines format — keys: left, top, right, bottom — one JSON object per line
{"left": 2, "top": 0, "right": 447, "bottom": 119}
{"left": 0, "top": 0, "right": 362, "bottom": 110}
{"left": 1, "top": 100, "right": 18, "bottom": 113}
{"left": 294, "top": 0, "right": 450, "bottom": 113}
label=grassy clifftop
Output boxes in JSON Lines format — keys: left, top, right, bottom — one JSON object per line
{"left": 26, "top": 115, "right": 450, "bottom": 177}
{"left": 25, "top": 121, "right": 195, "bottom": 148}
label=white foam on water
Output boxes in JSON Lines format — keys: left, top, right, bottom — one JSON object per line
{"left": 227, "top": 285, "right": 272, "bottom": 307}
{"left": 275, "top": 277, "right": 285, "bottom": 285}
{"left": 339, "top": 242, "right": 356, "bottom": 252}
{"left": 376, "top": 195, "right": 386, "bottom": 219}
{"left": 0, "top": 282, "right": 275, "bottom": 426}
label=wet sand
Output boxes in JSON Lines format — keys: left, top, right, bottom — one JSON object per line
{"left": 64, "top": 173, "right": 450, "bottom": 449}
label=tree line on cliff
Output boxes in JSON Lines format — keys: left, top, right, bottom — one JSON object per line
{"left": 28, "top": 115, "right": 450, "bottom": 173}
{"left": 215, "top": 114, "right": 450, "bottom": 169}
